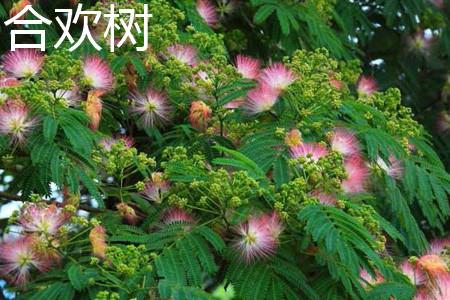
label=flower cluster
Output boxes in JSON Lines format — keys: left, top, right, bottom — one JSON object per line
{"left": 362, "top": 237, "right": 450, "bottom": 299}
{"left": 0, "top": 203, "right": 70, "bottom": 285}
{"left": 233, "top": 212, "right": 283, "bottom": 262}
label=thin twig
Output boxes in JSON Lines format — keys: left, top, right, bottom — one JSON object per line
{"left": 0, "top": 191, "right": 103, "bottom": 213}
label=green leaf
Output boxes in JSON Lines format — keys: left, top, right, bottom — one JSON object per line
{"left": 68, "top": 264, "right": 84, "bottom": 290}
{"left": 30, "top": 283, "right": 75, "bottom": 300}
{"left": 61, "top": 121, "right": 94, "bottom": 155}
{"left": 212, "top": 145, "right": 266, "bottom": 181}
{"left": 276, "top": 8, "right": 291, "bottom": 35}
{"left": 273, "top": 155, "right": 289, "bottom": 188}
{"left": 129, "top": 56, "right": 147, "bottom": 77}
{"left": 367, "top": 282, "right": 415, "bottom": 300}
{"left": 254, "top": 5, "right": 276, "bottom": 24}
{"left": 110, "top": 55, "right": 128, "bottom": 71}
{"left": 43, "top": 116, "right": 58, "bottom": 141}
{"left": 76, "top": 167, "right": 104, "bottom": 209}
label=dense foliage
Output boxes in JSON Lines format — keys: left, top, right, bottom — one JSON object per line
{"left": 0, "top": 0, "right": 449, "bottom": 299}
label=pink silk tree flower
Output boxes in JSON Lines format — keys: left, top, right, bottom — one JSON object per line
{"left": 235, "top": 54, "right": 261, "bottom": 80}
{"left": 9, "top": 0, "right": 32, "bottom": 19}
{"left": 436, "top": 110, "right": 450, "bottom": 134}
{"left": 116, "top": 203, "right": 139, "bottom": 225}
{"left": 89, "top": 225, "right": 107, "bottom": 259}
{"left": 223, "top": 98, "right": 245, "bottom": 109}
{"left": 409, "top": 30, "right": 433, "bottom": 53}
{"left": 130, "top": 88, "right": 171, "bottom": 128}
{"left": 0, "top": 236, "right": 50, "bottom": 286}
{"left": 284, "top": 129, "right": 302, "bottom": 147}
{"left": 189, "top": 100, "right": 212, "bottom": 131}
{"left": 357, "top": 75, "right": 378, "bottom": 96}
{"left": 376, "top": 155, "right": 404, "bottom": 179}
{"left": 290, "top": 142, "right": 329, "bottom": 162}
{"left": 0, "top": 77, "right": 20, "bottom": 88}
{"left": 427, "top": 273, "right": 450, "bottom": 300}
{"left": 258, "top": 62, "right": 296, "bottom": 92}
{"left": 430, "top": 0, "right": 444, "bottom": 8}
{"left": 0, "top": 100, "right": 36, "bottom": 144}
{"left": 399, "top": 260, "right": 426, "bottom": 286}
{"left": 341, "top": 156, "right": 369, "bottom": 193}
{"left": 428, "top": 237, "right": 450, "bottom": 255}
{"left": 86, "top": 90, "right": 103, "bottom": 131}
{"left": 310, "top": 190, "right": 337, "bottom": 206}
{"left": 196, "top": 0, "right": 218, "bottom": 27}
{"left": 244, "top": 84, "right": 280, "bottom": 115}
{"left": 162, "top": 207, "right": 195, "bottom": 225}
{"left": 258, "top": 212, "right": 283, "bottom": 240}
{"left": 18, "top": 203, "right": 69, "bottom": 236}
{"left": 329, "top": 127, "right": 360, "bottom": 158}
{"left": 55, "top": 88, "right": 81, "bottom": 107}
{"left": 2, "top": 49, "right": 44, "bottom": 78}
{"left": 83, "top": 56, "right": 113, "bottom": 92}
{"left": 166, "top": 44, "right": 198, "bottom": 66}
{"left": 233, "top": 212, "right": 282, "bottom": 262}
{"left": 141, "top": 172, "right": 170, "bottom": 203}
{"left": 414, "top": 288, "right": 431, "bottom": 300}
{"left": 328, "top": 73, "right": 344, "bottom": 90}
{"left": 359, "top": 268, "right": 384, "bottom": 288}
{"left": 417, "top": 254, "right": 448, "bottom": 276}
{"left": 100, "top": 135, "right": 134, "bottom": 151}
{"left": 0, "top": 77, "right": 20, "bottom": 102}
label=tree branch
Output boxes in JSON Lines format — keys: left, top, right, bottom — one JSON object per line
{"left": 0, "top": 192, "right": 103, "bottom": 213}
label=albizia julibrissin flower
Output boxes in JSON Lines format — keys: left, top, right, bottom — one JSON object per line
{"left": 425, "top": 273, "right": 450, "bottom": 300}
{"left": 55, "top": 88, "right": 81, "bottom": 107}
{"left": 290, "top": 142, "right": 329, "bottom": 162}
{"left": 162, "top": 207, "right": 195, "bottom": 225}
{"left": 19, "top": 203, "right": 69, "bottom": 236}
{"left": 235, "top": 54, "right": 261, "bottom": 80}
{"left": 376, "top": 155, "right": 404, "bottom": 179}
{"left": 130, "top": 88, "right": 171, "bottom": 128}
{"left": 9, "top": 0, "right": 32, "bottom": 18}
{"left": 100, "top": 135, "right": 134, "bottom": 151}
{"left": 329, "top": 128, "right": 360, "bottom": 158}
{"left": 428, "top": 237, "right": 450, "bottom": 255}
{"left": 196, "top": 0, "right": 218, "bottom": 27}
{"left": 341, "top": 156, "right": 369, "bottom": 193}
{"left": 359, "top": 268, "right": 385, "bottom": 288}
{"left": 166, "top": 44, "right": 198, "bottom": 66}
{"left": 418, "top": 254, "right": 448, "bottom": 276}
{"left": 0, "top": 236, "right": 50, "bottom": 285}
{"left": 89, "top": 225, "right": 107, "bottom": 259}
{"left": 234, "top": 212, "right": 282, "bottom": 262}
{"left": 328, "top": 72, "right": 344, "bottom": 90}
{"left": 116, "top": 203, "right": 139, "bottom": 225}
{"left": 0, "top": 77, "right": 20, "bottom": 102}
{"left": 310, "top": 190, "right": 337, "bottom": 206}
{"left": 189, "top": 101, "right": 212, "bottom": 131}
{"left": 0, "top": 77, "right": 19, "bottom": 88}
{"left": 399, "top": 260, "right": 426, "bottom": 286}
{"left": 86, "top": 90, "right": 103, "bottom": 131}
{"left": 258, "top": 63, "right": 296, "bottom": 91}
{"left": 0, "top": 100, "right": 36, "bottom": 144}
{"left": 409, "top": 30, "right": 433, "bottom": 53}
{"left": 244, "top": 84, "right": 280, "bottom": 115}
{"left": 284, "top": 129, "right": 302, "bottom": 147}
{"left": 83, "top": 56, "right": 113, "bottom": 91}
{"left": 436, "top": 110, "right": 450, "bottom": 134}
{"left": 2, "top": 49, "right": 44, "bottom": 78}
{"left": 142, "top": 172, "right": 170, "bottom": 203}
{"left": 414, "top": 288, "right": 430, "bottom": 300}
{"left": 357, "top": 75, "right": 378, "bottom": 96}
